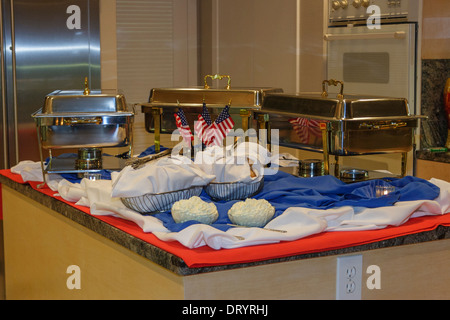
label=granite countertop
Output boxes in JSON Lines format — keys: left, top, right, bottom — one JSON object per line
{"left": 416, "top": 150, "right": 450, "bottom": 164}
{"left": 2, "top": 174, "right": 450, "bottom": 276}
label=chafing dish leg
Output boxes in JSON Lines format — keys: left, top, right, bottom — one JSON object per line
{"left": 36, "top": 126, "right": 47, "bottom": 188}
{"left": 128, "top": 144, "right": 133, "bottom": 158}
{"left": 257, "top": 114, "right": 270, "bottom": 152}
{"left": 401, "top": 152, "right": 408, "bottom": 177}
{"left": 334, "top": 155, "right": 340, "bottom": 177}
{"left": 152, "top": 107, "right": 162, "bottom": 153}
{"left": 320, "top": 123, "right": 330, "bottom": 175}
{"left": 240, "top": 109, "right": 251, "bottom": 137}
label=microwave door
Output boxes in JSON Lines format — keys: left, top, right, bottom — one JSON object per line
{"left": 325, "top": 24, "right": 417, "bottom": 114}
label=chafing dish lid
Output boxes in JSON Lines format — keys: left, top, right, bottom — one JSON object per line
{"left": 260, "top": 92, "right": 411, "bottom": 120}
{"left": 41, "top": 89, "right": 129, "bottom": 114}
{"left": 144, "top": 87, "right": 283, "bottom": 109}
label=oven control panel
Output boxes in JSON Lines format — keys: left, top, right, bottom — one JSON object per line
{"left": 329, "top": 0, "right": 417, "bottom": 25}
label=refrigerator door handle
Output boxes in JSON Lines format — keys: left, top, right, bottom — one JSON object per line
{"left": 0, "top": 0, "right": 7, "bottom": 167}
{"left": 9, "top": 0, "right": 19, "bottom": 165}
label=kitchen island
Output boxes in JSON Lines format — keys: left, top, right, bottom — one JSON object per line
{"left": 416, "top": 150, "right": 450, "bottom": 182}
{"left": 1, "top": 171, "right": 450, "bottom": 300}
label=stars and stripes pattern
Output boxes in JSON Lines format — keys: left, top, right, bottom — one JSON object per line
{"left": 194, "top": 104, "right": 235, "bottom": 147}
{"left": 210, "top": 105, "right": 235, "bottom": 146}
{"left": 201, "top": 102, "right": 213, "bottom": 125}
{"left": 174, "top": 108, "right": 194, "bottom": 145}
{"left": 194, "top": 103, "right": 213, "bottom": 145}
{"left": 288, "top": 117, "right": 323, "bottom": 144}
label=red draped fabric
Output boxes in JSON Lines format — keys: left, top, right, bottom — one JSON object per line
{"left": 1, "top": 169, "right": 450, "bottom": 268}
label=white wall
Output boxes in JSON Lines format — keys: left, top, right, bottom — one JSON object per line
{"left": 206, "top": 0, "right": 326, "bottom": 94}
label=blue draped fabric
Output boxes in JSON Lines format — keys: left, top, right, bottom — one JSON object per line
{"left": 53, "top": 146, "right": 441, "bottom": 233}
{"left": 154, "top": 170, "right": 441, "bottom": 233}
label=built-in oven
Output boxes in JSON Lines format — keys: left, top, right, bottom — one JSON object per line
{"left": 325, "top": 0, "right": 421, "bottom": 115}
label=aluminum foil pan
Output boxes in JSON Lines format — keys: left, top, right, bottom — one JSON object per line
{"left": 204, "top": 178, "right": 264, "bottom": 201}
{"left": 120, "top": 186, "right": 203, "bottom": 214}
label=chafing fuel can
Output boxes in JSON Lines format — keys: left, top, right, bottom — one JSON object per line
{"left": 299, "top": 159, "right": 324, "bottom": 177}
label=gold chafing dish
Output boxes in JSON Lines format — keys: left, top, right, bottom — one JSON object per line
{"left": 140, "top": 74, "right": 283, "bottom": 152}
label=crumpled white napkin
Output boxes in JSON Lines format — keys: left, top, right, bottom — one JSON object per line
{"left": 153, "top": 206, "right": 329, "bottom": 249}
{"left": 57, "top": 179, "right": 87, "bottom": 202}
{"left": 278, "top": 153, "right": 299, "bottom": 167}
{"left": 194, "top": 142, "right": 271, "bottom": 183}
{"left": 284, "top": 177, "right": 450, "bottom": 232}
{"left": 9, "top": 160, "right": 450, "bottom": 251}
{"left": 11, "top": 161, "right": 46, "bottom": 183}
{"left": 51, "top": 172, "right": 450, "bottom": 250}
{"left": 10, "top": 161, "right": 63, "bottom": 191}
{"left": 111, "top": 155, "right": 215, "bottom": 198}
{"left": 57, "top": 177, "right": 170, "bottom": 233}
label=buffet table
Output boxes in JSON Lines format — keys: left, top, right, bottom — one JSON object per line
{"left": 2, "top": 164, "right": 450, "bottom": 300}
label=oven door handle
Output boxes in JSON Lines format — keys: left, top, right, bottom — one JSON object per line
{"left": 324, "top": 31, "right": 406, "bottom": 41}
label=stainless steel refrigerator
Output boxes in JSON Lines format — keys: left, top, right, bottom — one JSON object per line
{"left": 0, "top": 0, "right": 100, "bottom": 299}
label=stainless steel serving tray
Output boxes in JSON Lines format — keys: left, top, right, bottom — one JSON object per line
{"left": 32, "top": 89, "right": 134, "bottom": 149}
{"left": 256, "top": 92, "right": 423, "bottom": 156}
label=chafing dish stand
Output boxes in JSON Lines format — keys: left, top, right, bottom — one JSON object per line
{"left": 32, "top": 82, "right": 134, "bottom": 186}
{"left": 255, "top": 79, "right": 426, "bottom": 180}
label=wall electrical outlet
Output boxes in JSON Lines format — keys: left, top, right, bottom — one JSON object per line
{"left": 336, "top": 255, "right": 363, "bottom": 300}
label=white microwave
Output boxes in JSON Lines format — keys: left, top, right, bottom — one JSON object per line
{"left": 325, "top": 22, "right": 418, "bottom": 115}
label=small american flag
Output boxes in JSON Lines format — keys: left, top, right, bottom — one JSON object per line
{"left": 200, "top": 102, "right": 212, "bottom": 125}
{"left": 194, "top": 103, "right": 213, "bottom": 145}
{"left": 174, "top": 108, "right": 193, "bottom": 145}
{"left": 208, "top": 105, "right": 235, "bottom": 146}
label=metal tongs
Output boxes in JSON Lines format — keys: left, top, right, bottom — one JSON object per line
{"left": 125, "top": 148, "right": 172, "bottom": 170}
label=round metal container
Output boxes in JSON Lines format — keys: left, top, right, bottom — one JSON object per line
{"left": 299, "top": 159, "right": 324, "bottom": 177}
{"left": 340, "top": 169, "right": 369, "bottom": 181}
{"left": 75, "top": 147, "right": 103, "bottom": 170}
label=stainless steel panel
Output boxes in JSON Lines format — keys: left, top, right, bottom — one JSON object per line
{"left": 45, "top": 154, "right": 126, "bottom": 174}
{"left": 0, "top": 220, "right": 4, "bottom": 300}
{"left": 2, "top": 0, "right": 100, "bottom": 168}
{"left": 147, "top": 87, "right": 281, "bottom": 109}
{"left": 260, "top": 92, "right": 412, "bottom": 119}
{"left": 329, "top": 125, "right": 415, "bottom": 155}
{"left": 37, "top": 123, "right": 132, "bottom": 149}
{"left": 33, "top": 90, "right": 134, "bottom": 149}
{"left": 42, "top": 90, "right": 127, "bottom": 114}
{"left": 143, "top": 105, "right": 249, "bottom": 135}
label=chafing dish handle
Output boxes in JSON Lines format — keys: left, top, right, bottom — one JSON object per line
{"left": 83, "top": 76, "right": 90, "bottom": 95}
{"left": 359, "top": 121, "right": 408, "bottom": 130}
{"left": 63, "top": 117, "right": 102, "bottom": 125}
{"left": 204, "top": 74, "right": 231, "bottom": 90}
{"left": 322, "top": 79, "right": 344, "bottom": 99}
